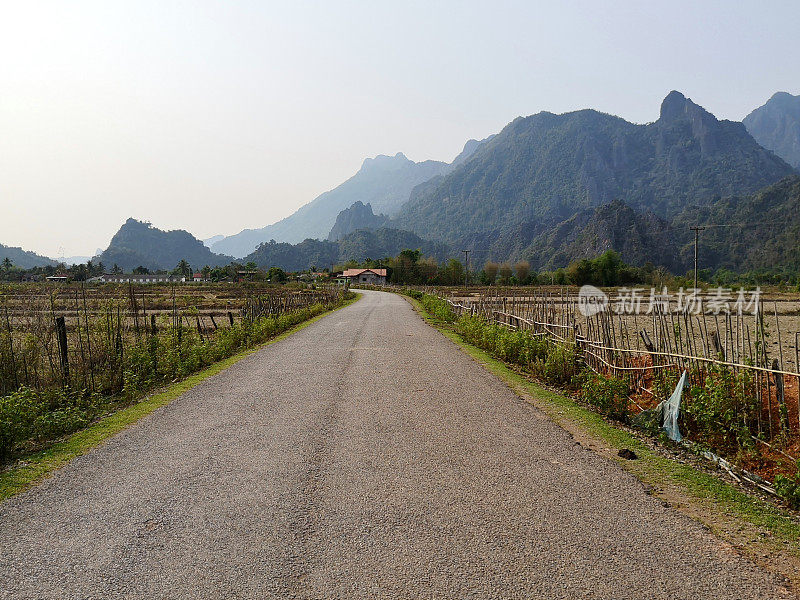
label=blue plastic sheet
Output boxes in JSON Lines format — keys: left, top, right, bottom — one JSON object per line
{"left": 657, "top": 370, "right": 686, "bottom": 442}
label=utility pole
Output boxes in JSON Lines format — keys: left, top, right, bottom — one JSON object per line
{"left": 461, "top": 250, "right": 471, "bottom": 288}
{"left": 689, "top": 226, "right": 705, "bottom": 290}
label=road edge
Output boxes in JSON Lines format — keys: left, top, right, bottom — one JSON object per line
{"left": 0, "top": 293, "right": 361, "bottom": 502}
{"left": 401, "top": 292, "right": 800, "bottom": 594}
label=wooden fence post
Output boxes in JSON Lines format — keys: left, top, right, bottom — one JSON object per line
{"left": 55, "top": 316, "right": 69, "bottom": 387}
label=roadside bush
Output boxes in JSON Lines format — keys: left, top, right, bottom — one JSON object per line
{"left": 456, "top": 314, "right": 548, "bottom": 367}
{"left": 420, "top": 295, "right": 456, "bottom": 323}
{"left": 683, "top": 365, "right": 759, "bottom": 454}
{"left": 531, "top": 343, "right": 580, "bottom": 387}
{"left": 576, "top": 371, "right": 631, "bottom": 422}
{"left": 775, "top": 463, "right": 800, "bottom": 509}
{"left": 0, "top": 295, "right": 350, "bottom": 463}
{"left": 0, "top": 387, "right": 102, "bottom": 460}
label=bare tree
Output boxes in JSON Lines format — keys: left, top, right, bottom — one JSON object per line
{"left": 498, "top": 262, "right": 512, "bottom": 284}
{"left": 514, "top": 260, "right": 530, "bottom": 284}
{"left": 484, "top": 261, "right": 499, "bottom": 285}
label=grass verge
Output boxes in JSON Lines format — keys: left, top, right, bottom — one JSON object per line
{"left": 404, "top": 293, "right": 800, "bottom": 588}
{"left": 0, "top": 294, "right": 360, "bottom": 502}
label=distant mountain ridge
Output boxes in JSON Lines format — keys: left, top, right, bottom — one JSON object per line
{"left": 209, "top": 137, "right": 496, "bottom": 258}
{"left": 744, "top": 92, "right": 800, "bottom": 170}
{"left": 40, "top": 91, "right": 800, "bottom": 278}
{"left": 210, "top": 152, "right": 449, "bottom": 257}
{"left": 394, "top": 91, "right": 796, "bottom": 245}
{"left": 242, "top": 227, "right": 449, "bottom": 272}
{"left": 97, "top": 219, "right": 233, "bottom": 272}
{"left": 0, "top": 244, "right": 57, "bottom": 269}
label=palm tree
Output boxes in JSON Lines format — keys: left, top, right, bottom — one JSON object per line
{"left": 175, "top": 260, "right": 191, "bottom": 278}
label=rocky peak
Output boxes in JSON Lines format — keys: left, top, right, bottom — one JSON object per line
{"left": 359, "top": 152, "right": 411, "bottom": 173}
{"left": 327, "top": 201, "right": 389, "bottom": 241}
{"left": 659, "top": 91, "right": 715, "bottom": 124}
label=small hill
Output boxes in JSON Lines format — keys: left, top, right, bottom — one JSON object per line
{"left": 243, "top": 227, "right": 450, "bottom": 271}
{"left": 211, "top": 153, "right": 449, "bottom": 256}
{"left": 522, "top": 201, "right": 680, "bottom": 272}
{"left": 744, "top": 92, "right": 800, "bottom": 170}
{"left": 395, "top": 91, "right": 795, "bottom": 244}
{"left": 671, "top": 175, "right": 800, "bottom": 273}
{"left": 458, "top": 200, "right": 679, "bottom": 272}
{"left": 327, "top": 202, "right": 388, "bottom": 241}
{"left": 0, "top": 244, "right": 57, "bottom": 269}
{"left": 97, "top": 219, "right": 234, "bottom": 272}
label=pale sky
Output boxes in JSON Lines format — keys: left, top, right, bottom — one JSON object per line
{"left": 2, "top": 0, "right": 799, "bottom": 258}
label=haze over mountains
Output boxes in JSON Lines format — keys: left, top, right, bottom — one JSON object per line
{"left": 5, "top": 91, "right": 800, "bottom": 275}
{"left": 744, "top": 92, "right": 800, "bottom": 171}
{"left": 209, "top": 153, "right": 447, "bottom": 257}
{"left": 395, "top": 91, "right": 794, "bottom": 244}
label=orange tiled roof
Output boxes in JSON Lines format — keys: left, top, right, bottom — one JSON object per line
{"left": 341, "top": 268, "right": 387, "bottom": 277}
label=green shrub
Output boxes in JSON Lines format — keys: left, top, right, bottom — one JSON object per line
{"left": 775, "top": 464, "right": 800, "bottom": 509}
{"left": 420, "top": 295, "right": 456, "bottom": 323}
{"left": 683, "top": 365, "right": 759, "bottom": 454}
{"left": 0, "top": 295, "right": 350, "bottom": 463}
{"left": 531, "top": 343, "right": 580, "bottom": 387}
{"left": 456, "top": 314, "right": 547, "bottom": 367}
{"left": 576, "top": 371, "right": 631, "bottom": 422}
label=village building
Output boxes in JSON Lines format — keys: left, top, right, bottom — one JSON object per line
{"left": 89, "top": 273, "right": 186, "bottom": 283}
{"left": 340, "top": 268, "right": 387, "bottom": 285}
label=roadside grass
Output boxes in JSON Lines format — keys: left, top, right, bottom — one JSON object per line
{"left": 405, "top": 293, "right": 800, "bottom": 558}
{"left": 0, "top": 293, "right": 360, "bottom": 502}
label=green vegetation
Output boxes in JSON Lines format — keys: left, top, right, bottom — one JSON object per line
{"left": 404, "top": 290, "right": 800, "bottom": 560}
{"left": 0, "top": 291, "right": 354, "bottom": 463}
{"left": 0, "top": 294, "right": 358, "bottom": 501}
{"left": 404, "top": 291, "right": 800, "bottom": 509}
{"left": 0, "top": 244, "right": 56, "bottom": 270}
{"left": 243, "top": 228, "right": 449, "bottom": 272}
{"left": 775, "top": 464, "right": 800, "bottom": 509}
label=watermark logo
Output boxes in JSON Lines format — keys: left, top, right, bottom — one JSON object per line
{"left": 577, "top": 286, "right": 761, "bottom": 316}
{"left": 578, "top": 285, "right": 608, "bottom": 316}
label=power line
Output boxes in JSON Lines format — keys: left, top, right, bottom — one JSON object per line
{"left": 692, "top": 220, "right": 785, "bottom": 229}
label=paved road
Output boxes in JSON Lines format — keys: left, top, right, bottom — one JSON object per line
{"left": 0, "top": 291, "right": 791, "bottom": 599}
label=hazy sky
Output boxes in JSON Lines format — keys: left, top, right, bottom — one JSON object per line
{"left": 2, "top": 1, "right": 799, "bottom": 258}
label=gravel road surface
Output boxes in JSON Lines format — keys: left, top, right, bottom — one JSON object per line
{"left": 0, "top": 290, "right": 792, "bottom": 599}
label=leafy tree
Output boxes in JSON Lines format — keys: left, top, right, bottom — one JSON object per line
{"left": 266, "top": 267, "right": 287, "bottom": 282}
{"left": 174, "top": 260, "right": 191, "bottom": 278}
{"left": 72, "top": 264, "right": 88, "bottom": 281}
{"left": 566, "top": 259, "right": 594, "bottom": 286}
{"left": 133, "top": 265, "right": 150, "bottom": 275}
